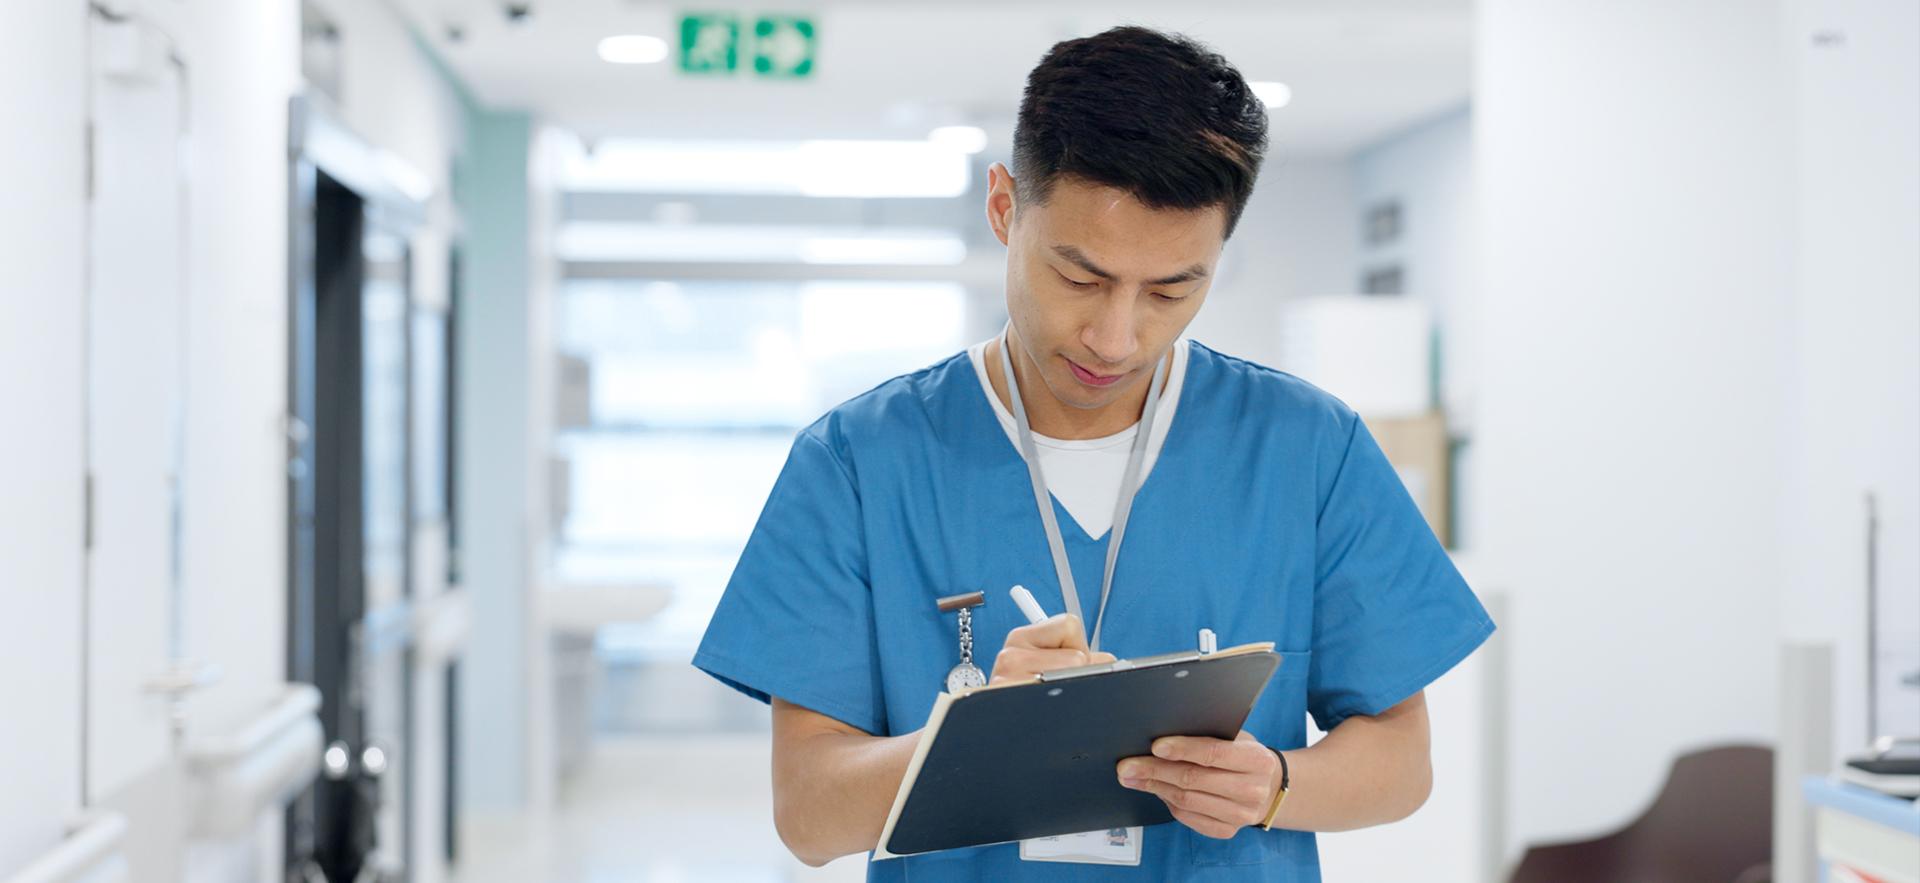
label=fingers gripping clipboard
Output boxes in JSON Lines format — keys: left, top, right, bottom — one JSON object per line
{"left": 874, "top": 641, "right": 1282, "bottom": 859}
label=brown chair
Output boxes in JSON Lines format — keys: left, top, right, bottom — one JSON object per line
{"left": 1509, "top": 744, "right": 1773, "bottom": 883}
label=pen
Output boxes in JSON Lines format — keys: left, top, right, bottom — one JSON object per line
{"left": 1010, "top": 584, "right": 1049, "bottom": 625}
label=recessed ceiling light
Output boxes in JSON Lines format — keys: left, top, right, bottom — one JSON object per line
{"left": 928, "top": 125, "right": 989, "bottom": 155}
{"left": 598, "top": 34, "right": 668, "bottom": 65}
{"left": 1250, "top": 81, "right": 1292, "bottom": 109}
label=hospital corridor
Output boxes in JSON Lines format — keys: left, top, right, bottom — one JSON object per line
{"left": 3, "top": 1, "right": 1917, "bottom": 882}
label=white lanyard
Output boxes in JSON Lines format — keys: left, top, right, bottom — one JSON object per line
{"left": 999, "top": 332, "right": 1169, "bottom": 653}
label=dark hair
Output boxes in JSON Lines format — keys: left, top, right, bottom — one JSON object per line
{"left": 1012, "top": 26, "right": 1269, "bottom": 238}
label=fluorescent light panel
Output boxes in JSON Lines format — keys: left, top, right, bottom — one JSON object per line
{"left": 560, "top": 138, "right": 971, "bottom": 198}
{"left": 555, "top": 222, "right": 968, "bottom": 266}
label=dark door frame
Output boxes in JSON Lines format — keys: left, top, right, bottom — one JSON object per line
{"left": 286, "top": 92, "right": 427, "bottom": 882}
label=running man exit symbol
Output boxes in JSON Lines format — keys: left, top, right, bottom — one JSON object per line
{"left": 679, "top": 14, "right": 739, "bottom": 74}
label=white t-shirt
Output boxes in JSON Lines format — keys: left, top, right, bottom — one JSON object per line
{"left": 967, "top": 337, "right": 1190, "bottom": 539}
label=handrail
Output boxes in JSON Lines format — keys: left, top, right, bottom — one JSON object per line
{"left": 185, "top": 684, "right": 319, "bottom": 765}
{"left": 3, "top": 813, "right": 128, "bottom": 883}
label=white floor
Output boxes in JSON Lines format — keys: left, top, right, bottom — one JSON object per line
{"left": 452, "top": 734, "right": 870, "bottom": 883}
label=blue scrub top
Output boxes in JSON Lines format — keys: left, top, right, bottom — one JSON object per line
{"left": 694, "top": 341, "right": 1497, "bottom": 882}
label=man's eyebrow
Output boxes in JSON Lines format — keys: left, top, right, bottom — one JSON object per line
{"left": 1051, "top": 244, "right": 1208, "bottom": 286}
{"left": 1150, "top": 264, "right": 1210, "bottom": 286}
{"left": 1051, "top": 245, "right": 1114, "bottom": 279}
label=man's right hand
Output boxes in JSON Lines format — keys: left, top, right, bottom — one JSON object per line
{"left": 989, "top": 612, "right": 1117, "bottom": 685}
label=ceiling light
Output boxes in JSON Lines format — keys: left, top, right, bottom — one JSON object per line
{"left": 799, "top": 236, "right": 967, "bottom": 266}
{"left": 554, "top": 222, "right": 968, "bottom": 266}
{"left": 560, "top": 139, "right": 971, "bottom": 199}
{"left": 928, "top": 125, "right": 988, "bottom": 155}
{"left": 598, "top": 34, "right": 668, "bottom": 65}
{"left": 1250, "top": 81, "right": 1292, "bottom": 109}
{"left": 797, "top": 140, "right": 970, "bottom": 197}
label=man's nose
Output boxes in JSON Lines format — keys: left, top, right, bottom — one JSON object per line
{"left": 1081, "top": 292, "right": 1141, "bottom": 367}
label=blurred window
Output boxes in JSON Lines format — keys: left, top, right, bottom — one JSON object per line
{"left": 553, "top": 278, "right": 970, "bottom": 657}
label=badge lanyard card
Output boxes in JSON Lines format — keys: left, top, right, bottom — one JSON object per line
{"left": 872, "top": 641, "right": 1283, "bottom": 860}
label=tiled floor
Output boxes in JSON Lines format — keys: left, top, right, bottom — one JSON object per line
{"left": 452, "top": 734, "right": 870, "bottom": 883}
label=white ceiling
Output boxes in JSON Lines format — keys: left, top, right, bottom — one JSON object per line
{"left": 392, "top": 0, "right": 1472, "bottom": 157}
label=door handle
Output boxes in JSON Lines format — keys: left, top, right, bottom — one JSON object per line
{"left": 142, "top": 661, "right": 222, "bottom": 697}
{"left": 321, "top": 739, "right": 392, "bottom": 782}
{"left": 143, "top": 661, "right": 222, "bottom": 744}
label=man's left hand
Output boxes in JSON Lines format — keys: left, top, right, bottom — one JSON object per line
{"left": 1116, "top": 730, "right": 1281, "bottom": 839}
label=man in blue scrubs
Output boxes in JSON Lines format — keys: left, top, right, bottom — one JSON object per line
{"left": 695, "top": 25, "right": 1496, "bottom": 881}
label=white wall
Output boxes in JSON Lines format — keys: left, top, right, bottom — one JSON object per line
{"left": 1776, "top": 0, "right": 1920, "bottom": 761}
{"left": 310, "top": 0, "right": 468, "bottom": 201}
{"left": 1475, "top": 0, "right": 1794, "bottom": 862}
{"left": 1187, "top": 157, "right": 1356, "bottom": 366}
{"left": 175, "top": 2, "right": 303, "bottom": 877}
{"left": 1351, "top": 105, "right": 1476, "bottom": 420}
{"left": 182, "top": 0, "right": 302, "bottom": 760}
{"left": 0, "top": 2, "right": 88, "bottom": 875}
{"left": 1, "top": 1, "right": 303, "bottom": 876}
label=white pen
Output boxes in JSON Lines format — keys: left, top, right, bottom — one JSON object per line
{"left": 1009, "top": 584, "right": 1050, "bottom": 625}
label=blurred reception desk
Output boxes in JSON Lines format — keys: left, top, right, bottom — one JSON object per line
{"left": 1803, "top": 776, "right": 1919, "bottom": 883}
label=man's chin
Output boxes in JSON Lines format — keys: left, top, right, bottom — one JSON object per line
{"left": 1054, "top": 375, "right": 1133, "bottom": 410}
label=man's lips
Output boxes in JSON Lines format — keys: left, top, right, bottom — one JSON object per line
{"left": 1067, "top": 359, "right": 1126, "bottom": 387}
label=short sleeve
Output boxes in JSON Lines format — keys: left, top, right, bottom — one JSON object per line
{"left": 693, "top": 427, "right": 888, "bottom": 735}
{"left": 1307, "top": 413, "right": 1496, "bottom": 733}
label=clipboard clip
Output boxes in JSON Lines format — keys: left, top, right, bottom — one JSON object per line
{"left": 1033, "top": 627, "right": 1222, "bottom": 683}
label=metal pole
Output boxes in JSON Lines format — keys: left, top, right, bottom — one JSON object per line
{"left": 1865, "top": 492, "right": 1879, "bottom": 742}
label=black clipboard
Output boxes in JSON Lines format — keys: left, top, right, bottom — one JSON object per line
{"left": 874, "top": 642, "right": 1282, "bottom": 859}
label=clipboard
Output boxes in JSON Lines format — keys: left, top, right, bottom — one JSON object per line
{"left": 874, "top": 641, "right": 1282, "bottom": 859}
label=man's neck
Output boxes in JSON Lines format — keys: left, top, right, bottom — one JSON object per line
{"left": 985, "top": 334, "right": 1167, "bottom": 441}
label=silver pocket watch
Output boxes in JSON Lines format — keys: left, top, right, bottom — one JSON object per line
{"left": 937, "top": 590, "right": 989, "bottom": 692}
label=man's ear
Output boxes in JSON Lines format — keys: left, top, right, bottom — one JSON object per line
{"left": 986, "top": 162, "right": 1016, "bottom": 247}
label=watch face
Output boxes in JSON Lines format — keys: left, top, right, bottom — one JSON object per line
{"left": 945, "top": 662, "right": 987, "bottom": 693}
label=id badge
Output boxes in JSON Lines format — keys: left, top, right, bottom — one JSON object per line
{"left": 1018, "top": 827, "right": 1143, "bottom": 866}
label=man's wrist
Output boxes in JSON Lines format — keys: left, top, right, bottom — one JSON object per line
{"left": 1258, "top": 746, "right": 1291, "bottom": 830}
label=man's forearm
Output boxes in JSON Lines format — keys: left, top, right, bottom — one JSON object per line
{"left": 772, "top": 717, "right": 920, "bottom": 866}
{"left": 1265, "top": 694, "right": 1434, "bottom": 832}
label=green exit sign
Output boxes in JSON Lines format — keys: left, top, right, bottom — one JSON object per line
{"left": 679, "top": 12, "right": 816, "bottom": 78}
